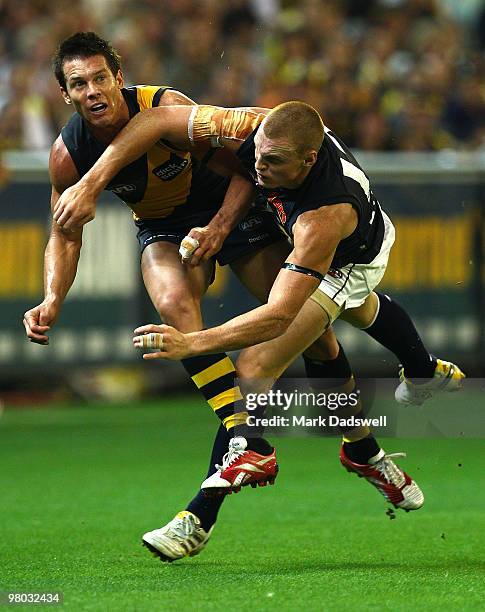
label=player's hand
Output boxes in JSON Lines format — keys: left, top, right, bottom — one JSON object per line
{"left": 180, "top": 224, "right": 227, "bottom": 266}
{"left": 133, "top": 324, "right": 192, "bottom": 360}
{"left": 23, "top": 301, "right": 59, "bottom": 345}
{"left": 52, "top": 181, "right": 97, "bottom": 231}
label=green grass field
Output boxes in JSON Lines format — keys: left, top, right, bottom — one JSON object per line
{"left": 1, "top": 397, "right": 484, "bottom": 611}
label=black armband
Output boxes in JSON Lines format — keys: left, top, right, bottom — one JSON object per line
{"left": 282, "top": 263, "right": 324, "bottom": 282}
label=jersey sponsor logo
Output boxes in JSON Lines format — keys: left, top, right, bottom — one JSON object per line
{"left": 152, "top": 153, "right": 189, "bottom": 181}
{"left": 327, "top": 267, "right": 344, "bottom": 280}
{"left": 248, "top": 233, "right": 269, "bottom": 243}
{"left": 109, "top": 184, "right": 137, "bottom": 195}
{"left": 267, "top": 192, "right": 286, "bottom": 223}
{"left": 239, "top": 215, "right": 263, "bottom": 232}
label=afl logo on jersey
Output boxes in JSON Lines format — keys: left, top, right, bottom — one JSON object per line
{"left": 239, "top": 215, "right": 263, "bottom": 232}
{"left": 267, "top": 193, "right": 286, "bottom": 223}
{"left": 153, "top": 153, "right": 189, "bottom": 181}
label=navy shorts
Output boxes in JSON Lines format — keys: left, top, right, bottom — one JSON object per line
{"left": 135, "top": 206, "right": 286, "bottom": 266}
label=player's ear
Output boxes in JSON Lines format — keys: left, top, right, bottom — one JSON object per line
{"left": 60, "top": 87, "right": 72, "bottom": 105}
{"left": 303, "top": 150, "right": 317, "bottom": 167}
{"left": 116, "top": 70, "right": 124, "bottom": 88}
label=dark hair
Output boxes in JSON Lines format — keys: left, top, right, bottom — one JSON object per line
{"left": 52, "top": 32, "right": 121, "bottom": 89}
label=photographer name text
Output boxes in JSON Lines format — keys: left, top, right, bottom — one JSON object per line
{"left": 246, "top": 415, "right": 387, "bottom": 428}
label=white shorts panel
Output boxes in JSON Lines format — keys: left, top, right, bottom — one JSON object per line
{"left": 309, "top": 211, "right": 395, "bottom": 321}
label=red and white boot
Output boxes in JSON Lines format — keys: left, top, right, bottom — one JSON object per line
{"left": 340, "top": 445, "right": 424, "bottom": 511}
{"left": 201, "top": 437, "right": 278, "bottom": 495}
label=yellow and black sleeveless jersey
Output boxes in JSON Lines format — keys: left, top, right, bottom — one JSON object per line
{"left": 61, "top": 86, "right": 228, "bottom": 220}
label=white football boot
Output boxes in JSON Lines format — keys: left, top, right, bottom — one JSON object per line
{"left": 395, "top": 359, "right": 465, "bottom": 406}
{"left": 142, "top": 511, "right": 213, "bottom": 562}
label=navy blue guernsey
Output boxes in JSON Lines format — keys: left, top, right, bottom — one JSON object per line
{"left": 61, "top": 86, "right": 228, "bottom": 220}
{"left": 236, "top": 126, "right": 385, "bottom": 269}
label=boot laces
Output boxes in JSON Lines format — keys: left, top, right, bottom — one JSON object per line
{"left": 374, "top": 452, "right": 406, "bottom": 485}
{"left": 215, "top": 443, "right": 246, "bottom": 472}
{"left": 168, "top": 513, "right": 197, "bottom": 539}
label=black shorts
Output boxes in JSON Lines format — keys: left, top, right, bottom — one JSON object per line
{"left": 135, "top": 207, "right": 286, "bottom": 266}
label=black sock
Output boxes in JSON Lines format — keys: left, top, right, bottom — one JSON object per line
{"left": 363, "top": 293, "right": 436, "bottom": 379}
{"left": 304, "top": 345, "right": 382, "bottom": 463}
{"left": 186, "top": 424, "right": 230, "bottom": 531}
{"left": 245, "top": 437, "right": 273, "bottom": 454}
{"left": 186, "top": 490, "right": 222, "bottom": 532}
{"left": 343, "top": 435, "right": 381, "bottom": 464}
{"left": 303, "top": 342, "right": 352, "bottom": 386}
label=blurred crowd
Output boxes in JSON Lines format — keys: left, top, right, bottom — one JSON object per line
{"left": 1, "top": 0, "right": 484, "bottom": 152}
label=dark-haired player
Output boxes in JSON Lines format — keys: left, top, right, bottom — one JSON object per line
{"left": 23, "top": 33, "right": 374, "bottom": 560}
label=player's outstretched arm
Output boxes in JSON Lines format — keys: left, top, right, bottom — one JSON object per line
{"left": 133, "top": 256, "right": 320, "bottom": 359}
{"left": 64, "top": 106, "right": 195, "bottom": 205}
{"left": 190, "top": 105, "right": 269, "bottom": 152}
{"left": 133, "top": 204, "right": 356, "bottom": 359}
{"left": 85, "top": 103, "right": 270, "bottom": 195}
{"left": 52, "top": 88, "right": 196, "bottom": 230}
{"left": 23, "top": 138, "right": 83, "bottom": 345}
{"left": 54, "top": 104, "right": 268, "bottom": 231}
{"left": 52, "top": 104, "right": 196, "bottom": 229}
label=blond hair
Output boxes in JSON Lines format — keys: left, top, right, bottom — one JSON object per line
{"left": 263, "top": 101, "right": 324, "bottom": 156}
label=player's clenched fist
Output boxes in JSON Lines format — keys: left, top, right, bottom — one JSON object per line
{"left": 23, "top": 301, "right": 59, "bottom": 345}
{"left": 53, "top": 181, "right": 97, "bottom": 230}
{"left": 133, "top": 323, "right": 192, "bottom": 360}
{"left": 179, "top": 224, "right": 226, "bottom": 266}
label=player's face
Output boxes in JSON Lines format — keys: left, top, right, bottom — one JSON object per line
{"left": 60, "top": 55, "right": 126, "bottom": 130}
{"left": 254, "top": 126, "right": 314, "bottom": 190}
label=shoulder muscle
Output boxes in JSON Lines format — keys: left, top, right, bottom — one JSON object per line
{"left": 291, "top": 204, "right": 356, "bottom": 271}
{"left": 49, "top": 135, "right": 80, "bottom": 194}
{"left": 157, "top": 89, "right": 196, "bottom": 107}
{"left": 297, "top": 203, "right": 357, "bottom": 240}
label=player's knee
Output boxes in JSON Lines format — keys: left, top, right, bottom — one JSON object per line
{"left": 236, "top": 350, "right": 280, "bottom": 387}
{"left": 154, "top": 290, "right": 201, "bottom": 328}
{"left": 304, "top": 331, "right": 339, "bottom": 361}
{"left": 341, "top": 292, "right": 379, "bottom": 329}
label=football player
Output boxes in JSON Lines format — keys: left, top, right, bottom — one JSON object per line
{"left": 52, "top": 96, "right": 465, "bottom": 561}
{"left": 23, "top": 32, "right": 343, "bottom": 441}
{"left": 23, "top": 34, "right": 374, "bottom": 559}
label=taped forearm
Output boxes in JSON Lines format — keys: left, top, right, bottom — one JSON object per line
{"left": 189, "top": 105, "right": 266, "bottom": 148}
